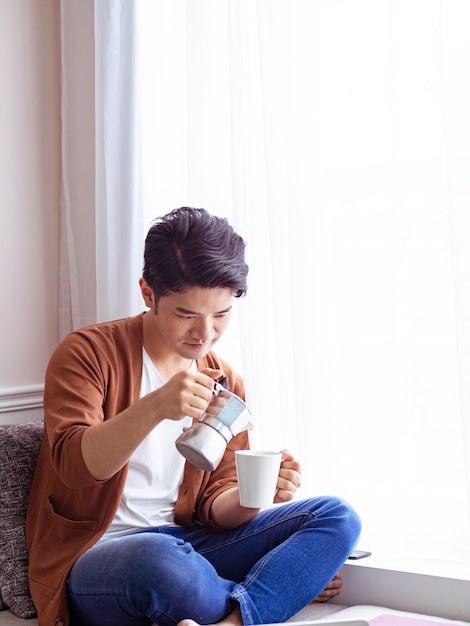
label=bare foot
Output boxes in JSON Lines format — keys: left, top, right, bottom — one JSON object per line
{"left": 178, "top": 605, "right": 243, "bottom": 626}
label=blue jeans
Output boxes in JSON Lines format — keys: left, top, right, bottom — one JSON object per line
{"left": 68, "top": 496, "right": 361, "bottom": 626}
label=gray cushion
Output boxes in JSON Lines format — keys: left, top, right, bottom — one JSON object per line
{"left": 0, "top": 422, "right": 43, "bottom": 619}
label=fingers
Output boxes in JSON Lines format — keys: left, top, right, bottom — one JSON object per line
{"left": 181, "top": 370, "right": 218, "bottom": 412}
{"left": 312, "top": 573, "right": 343, "bottom": 603}
{"left": 280, "top": 449, "right": 302, "bottom": 474}
{"left": 274, "top": 449, "right": 302, "bottom": 503}
{"left": 160, "top": 368, "right": 224, "bottom": 421}
{"left": 189, "top": 368, "right": 225, "bottom": 412}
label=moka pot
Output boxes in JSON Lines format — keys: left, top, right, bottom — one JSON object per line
{"left": 175, "top": 382, "right": 253, "bottom": 472}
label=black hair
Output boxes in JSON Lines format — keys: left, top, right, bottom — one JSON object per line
{"left": 142, "top": 207, "right": 248, "bottom": 304}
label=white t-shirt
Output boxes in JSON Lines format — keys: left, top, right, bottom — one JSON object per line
{"left": 99, "top": 349, "right": 192, "bottom": 541}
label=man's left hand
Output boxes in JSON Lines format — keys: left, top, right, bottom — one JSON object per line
{"left": 313, "top": 573, "right": 343, "bottom": 602}
{"left": 273, "top": 449, "right": 301, "bottom": 503}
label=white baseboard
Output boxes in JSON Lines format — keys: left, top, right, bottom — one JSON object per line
{"left": 0, "top": 384, "right": 44, "bottom": 424}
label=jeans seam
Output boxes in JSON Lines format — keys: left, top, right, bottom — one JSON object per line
{"left": 198, "top": 510, "right": 315, "bottom": 556}
{"left": 230, "top": 588, "right": 256, "bottom": 625}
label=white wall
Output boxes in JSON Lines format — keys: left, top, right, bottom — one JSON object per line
{"left": 0, "top": 0, "right": 61, "bottom": 421}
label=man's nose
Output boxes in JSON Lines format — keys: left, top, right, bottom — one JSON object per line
{"left": 191, "top": 317, "right": 213, "bottom": 341}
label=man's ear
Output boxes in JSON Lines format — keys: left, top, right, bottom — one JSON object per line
{"left": 139, "top": 278, "right": 155, "bottom": 309}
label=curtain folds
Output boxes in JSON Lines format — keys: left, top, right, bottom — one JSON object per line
{"left": 59, "top": 0, "right": 96, "bottom": 337}
{"left": 59, "top": 0, "right": 144, "bottom": 338}
{"left": 94, "top": 0, "right": 144, "bottom": 323}
{"left": 60, "top": 0, "right": 470, "bottom": 564}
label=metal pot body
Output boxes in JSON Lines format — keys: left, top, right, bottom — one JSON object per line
{"left": 175, "top": 416, "right": 232, "bottom": 471}
{"left": 175, "top": 385, "right": 253, "bottom": 471}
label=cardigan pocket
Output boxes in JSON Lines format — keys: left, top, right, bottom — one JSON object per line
{"left": 47, "top": 496, "right": 98, "bottom": 543}
{"left": 28, "top": 498, "right": 99, "bottom": 591}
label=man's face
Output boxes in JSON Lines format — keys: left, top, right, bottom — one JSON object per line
{"left": 144, "top": 285, "right": 234, "bottom": 361}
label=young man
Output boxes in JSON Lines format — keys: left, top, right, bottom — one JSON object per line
{"left": 26, "top": 207, "right": 361, "bottom": 626}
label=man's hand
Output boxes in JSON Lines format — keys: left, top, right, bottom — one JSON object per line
{"left": 273, "top": 449, "right": 301, "bottom": 503}
{"left": 210, "top": 445, "right": 301, "bottom": 529}
{"left": 313, "top": 573, "right": 343, "bottom": 602}
{"left": 155, "top": 367, "right": 223, "bottom": 421}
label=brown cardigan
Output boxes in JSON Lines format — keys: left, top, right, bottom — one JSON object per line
{"left": 26, "top": 313, "right": 249, "bottom": 626}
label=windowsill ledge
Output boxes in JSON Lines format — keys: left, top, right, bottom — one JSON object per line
{"left": 346, "top": 553, "right": 470, "bottom": 579}
{"left": 339, "top": 555, "right": 470, "bottom": 622}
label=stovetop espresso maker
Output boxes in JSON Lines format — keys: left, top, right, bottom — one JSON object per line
{"left": 175, "top": 379, "right": 252, "bottom": 472}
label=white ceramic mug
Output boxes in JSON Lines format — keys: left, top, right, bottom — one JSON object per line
{"left": 235, "top": 450, "right": 282, "bottom": 508}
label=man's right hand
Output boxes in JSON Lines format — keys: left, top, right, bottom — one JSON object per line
{"left": 155, "top": 367, "right": 223, "bottom": 421}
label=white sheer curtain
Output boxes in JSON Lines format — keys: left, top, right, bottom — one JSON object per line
{"left": 59, "top": 0, "right": 96, "bottom": 336}
{"left": 61, "top": 0, "right": 470, "bottom": 565}
{"left": 59, "top": 0, "right": 144, "bottom": 338}
{"left": 94, "top": 0, "right": 144, "bottom": 323}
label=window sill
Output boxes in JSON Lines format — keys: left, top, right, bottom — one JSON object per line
{"left": 339, "top": 556, "right": 470, "bottom": 622}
